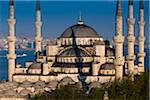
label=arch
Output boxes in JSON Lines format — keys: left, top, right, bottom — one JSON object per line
{"left": 59, "top": 76, "right": 76, "bottom": 84}
{"left": 57, "top": 46, "right": 91, "bottom": 57}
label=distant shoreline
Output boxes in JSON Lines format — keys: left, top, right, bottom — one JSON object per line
{"left": 0, "top": 49, "right": 34, "bottom": 51}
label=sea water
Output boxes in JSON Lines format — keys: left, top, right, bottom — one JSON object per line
{"left": 0, "top": 50, "right": 35, "bottom": 80}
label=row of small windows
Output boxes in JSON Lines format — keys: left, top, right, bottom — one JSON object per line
{"left": 57, "top": 57, "right": 91, "bottom": 63}
{"left": 100, "top": 70, "right": 115, "bottom": 75}
{"left": 51, "top": 68, "right": 89, "bottom": 73}
{"left": 61, "top": 38, "right": 100, "bottom": 45}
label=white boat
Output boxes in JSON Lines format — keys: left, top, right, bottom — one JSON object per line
{"left": 17, "top": 54, "right": 27, "bottom": 57}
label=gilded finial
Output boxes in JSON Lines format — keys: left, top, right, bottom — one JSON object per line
{"left": 79, "top": 11, "right": 82, "bottom": 21}
{"left": 77, "top": 11, "right": 84, "bottom": 25}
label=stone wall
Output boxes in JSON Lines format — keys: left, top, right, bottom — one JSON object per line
{"left": 0, "top": 97, "right": 28, "bottom": 100}
{"left": 13, "top": 74, "right": 114, "bottom": 84}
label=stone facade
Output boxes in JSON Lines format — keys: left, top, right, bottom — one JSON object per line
{"left": 126, "top": 1, "right": 135, "bottom": 80}
{"left": 114, "top": 0, "right": 124, "bottom": 80}
{"left": 35, "top": 1, "right": 42, "bottom": 53}
{"left": 138, "top": 1, "right": 145, "bottom": 72}
{"left": 6, "top": 0, "right": 145, "bottom": 89}
{"left": 7, "top": 2, "right": 16, "bottom": 82}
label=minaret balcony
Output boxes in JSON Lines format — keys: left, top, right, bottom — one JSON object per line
{"left": 137, "top": 66, "right": 144, "bottom": 73}
{"left": 114, "top": 57, "right": 124, "bottom": 66}
{"left": 126, "top": 55, "right": 135, "bottom": 61}
{"left": 138, "top": 53, "right": 145, "bottom": 57}
{"left": 138, "top": 36, "right": 145, "bottom": 41}
{"left": 7, "top": 54, "right": 16, "bottom": 59}
{"left": 35, "top": 21, "right": 42, "bottom": 26}
{"left": 35, "top": 37, "right": 42, "bottom": 42}
{"left": 8, "top": 19, "right": 16, "bottom": 24}
{"left": 126, "top": 35, "right": 135, "bottom": 42}
{"left": 127, "top": 18, "right": 135, "bottom": 25}
{"left": 138, "top": 21, "right": 145, "bottom": 26}
{"left": 8, "top": 36, "right": 16, "bottom": 42}
{"left": 114, "top": 35, "right": 124, "bottom": 43}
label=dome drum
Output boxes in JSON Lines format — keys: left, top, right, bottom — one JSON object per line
{"left": 57, "top": 57, "right": 93, "bottom": 63}
{"left": 99, "top": 63, "right": 115, "bottom": 75}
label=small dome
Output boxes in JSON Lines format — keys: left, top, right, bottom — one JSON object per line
{"left": 21, "top": 81, "right": 32, "bottom": 88}
{"left": 59, "top": 24, "right": 99, "bottom": 38}
{"left": 19, "top": 89, "right": 32, "bottom": 96}
{"left": 100, "top": 63, "right": 115, "bottom": 70}
{"left": 89, "top": 81, "right": 102, "bottom": 89}
{"left": 58, "top": 48, "right": 90, "bottom": 57}
{"left": 3, "top": 89, "right": 17, "bottom": 96}
{"left": 0, "top": 81, "right": 19, "bottom": 91}
{"left": 59, "top": 77, "right": 74, "bottom": 85}
{"left": 47, "top": 81, "right": 59, "bottom": 89}
{"left": 34, "top": 81, "right": 46, "bottom": 89}
{"left": 28, "top": 62, "right": 42, "bottom": 69}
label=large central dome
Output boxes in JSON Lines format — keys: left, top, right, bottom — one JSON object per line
{"left": 59, "top": 24, "right": 100, "bottom": 38}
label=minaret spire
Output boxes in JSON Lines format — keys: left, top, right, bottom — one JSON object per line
{"left": 114, "top": 0, "right": 124, "bottom": 80}
{"left": 116, "top": 0, "right": 122, "bottom": 16}
{"left": 139, "top": 0, "right": 143, "bottom": 9}
{"left": 36, "top": 0, "right": 40, "bottom": 11}
{"left": 10, "top": 0, "right": 14, "bottom": 6}
{"left": 7, "top": 0, "right": 16, "bottom": 81}
{"left": 126, "top": 0, "right": 135, "bottom": 80}
{"left": 35, "top": 0, "right": 42, "bottom": 53}
{"left": 77, "top": 11, "right": 84, "bottom": 25}
{"left": 138, "top": 0, "right": 145, "bottom": 72}
{"left": 128, "top": 0, "right": 133, "bottom": 5}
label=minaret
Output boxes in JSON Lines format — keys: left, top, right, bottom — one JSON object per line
{"left": 138, "top": 0, "right": 145, "bottom": 72}
{"left": 114, "top": 0, "right": 124, "bottom": 80}
{"left": 35, "top": 0, "right": 42, "bottom": 53}
{"left": 126, "top": 0, "right": 135, "bottom": 79}
{"left": 7, "top": 0, "right": 16, "bottom": 81}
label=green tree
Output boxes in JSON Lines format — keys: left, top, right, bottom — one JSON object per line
{"left": 31, "top": 84, "right": 87, "bottom": 100}
{"left": 31, "top": 72, "right": 149, "bottom": 100}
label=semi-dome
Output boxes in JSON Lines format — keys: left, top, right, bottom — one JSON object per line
{"left": 59, "top": 24, "right": 99, "bottom": 38}
{"left": 58, "top": 48, "right": 90, "bottom": 57}
{"left": 28, "top": 62, "right": 42, "bottom": 69}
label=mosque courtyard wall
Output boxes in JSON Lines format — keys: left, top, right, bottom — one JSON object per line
{"left": 13, "top": 74, "right": 115, "bottom": 84}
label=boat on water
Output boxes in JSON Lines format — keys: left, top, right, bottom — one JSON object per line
{"left": 17, "top": 54, "right": 27, "bottom": 57}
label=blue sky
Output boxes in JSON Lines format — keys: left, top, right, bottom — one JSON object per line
{"left": 0, "top": 0, "right": 149, "bottom": 44}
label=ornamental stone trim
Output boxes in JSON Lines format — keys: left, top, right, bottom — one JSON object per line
{"left": 138, "top": 36, "right": 145, "bottom": 41}
{"left": 126, "top": 35, "right": 135, "bottom": 42}
{"left": 8, "top": 19, "right": 16, "bottom": 24}
{"left": 126, "top": 55, "right": 135, "bottom": 60}
{"left": 138, "top": 53, "right": 145, "bottom": 57}
{"left": 138, "top": 21, "right": 145, "bottom": 26}
{"left": 7, "top": 54, "right": 16, "bottom": 59}
{"left": 127, "top": 18, "right": 135, "bottom": 25}
{"left": 114, "top": 35, "right": 124, "bottom": 43}
{"left": 8, "top": 36, "right": 16, "bottom": 42}
{"left": 114, "top": 57, "right": 124, "bottom": 66}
